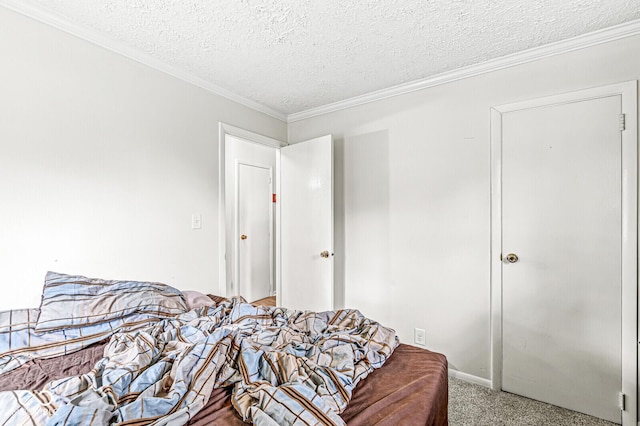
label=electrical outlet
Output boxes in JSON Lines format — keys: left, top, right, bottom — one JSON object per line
{"left": 414, "top": 328, "right": 426, "bottom": 346}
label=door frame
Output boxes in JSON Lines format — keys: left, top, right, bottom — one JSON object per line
{"left": 234, "top": 160, "right": 274, "bottom": 301}
{"left": 218, "top": 123, "right": 287, "bottom": 298}
{"left": 489, "top": 81, "right": 638, "bottom": 425}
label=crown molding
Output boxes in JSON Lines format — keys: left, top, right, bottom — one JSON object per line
{"left": 287, "top": 18, "right": 640, "bottom": 123}
{"left": 3, "top": 0, "right": 639, "bottom": 125}
{"left": 0, "top": 0, "right": 287, "bottom": 123}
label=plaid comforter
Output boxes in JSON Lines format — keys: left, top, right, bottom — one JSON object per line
{"left": 0, "top": 272, "right": 189, "bottom": 376}
{"left": 0, "top": 298, "right": 398, "bottom": 425}
{"left": 0, "top": 309, "right": 167, "bottom": 376}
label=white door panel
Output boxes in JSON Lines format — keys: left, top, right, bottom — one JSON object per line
{"left": 280, "top": 135, "right": 333, "bottom": 312}
{"left": 237, "top": 163, "right": 272, "bottom": 303}
{"left": 501, "top": 96, "right": 622, "bottom": 422}
{"left": 224, "top": 134, "right": 278, "bottom": 299}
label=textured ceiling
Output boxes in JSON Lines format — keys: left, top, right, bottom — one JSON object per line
{"left": 17, "top": 0, "right": 640, "bottom": 115}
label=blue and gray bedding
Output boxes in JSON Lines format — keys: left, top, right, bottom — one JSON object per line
{"left": 0, "top": 272, "right": 188, "bottom": 376}
{"left": 0, "top": 272, "right": 398, "bottom": 425}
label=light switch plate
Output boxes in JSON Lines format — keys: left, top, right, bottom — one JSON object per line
{"left": 191, "top": 213, "right": 202, "bottom": 229}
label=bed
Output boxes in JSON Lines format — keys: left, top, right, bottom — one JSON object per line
{"left": 0, "top": 272, "right": 448, "bottom": 425}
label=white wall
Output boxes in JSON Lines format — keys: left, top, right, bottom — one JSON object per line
{"left": 288, "top": 35, "right": 640, "bottom": 380}
{"left": 0, "top": 7, "right": 286, "bottom": 310}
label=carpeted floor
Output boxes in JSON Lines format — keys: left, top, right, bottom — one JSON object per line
{"left": 448, "top": 377, "right": 618, "bottom": 425}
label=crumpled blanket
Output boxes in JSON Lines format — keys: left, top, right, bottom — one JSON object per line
{"left": 0, "top": 297, "right": 398, "bottom": 425}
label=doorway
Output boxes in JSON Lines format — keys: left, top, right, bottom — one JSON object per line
{"left": 490, "top": 81, "right": 637, "bottom": 425}
{"left": 236, "top": 161, "right": 273, "bottom": 303}
{"left": 218, "top": 124, "right": 335, "bottom": 312}
{"left": 218, "top": 124, "right": 283, "bottom": 302}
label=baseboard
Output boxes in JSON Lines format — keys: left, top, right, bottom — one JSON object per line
{"left": 448, "top": 369, "right": 492, "bottom": 389}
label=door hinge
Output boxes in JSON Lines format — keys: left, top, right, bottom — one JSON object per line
{"left": 619, "top": 114, "right": 626, "bottom": 131}
{"left": 619, "top": 392, "right": 625, "bottom": 410}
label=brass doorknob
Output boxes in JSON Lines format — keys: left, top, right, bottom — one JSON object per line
{"left": 505, "top": 253, "right": 519, "bottom": 263}
{"left": 240, "top": 234, "right": 247, "bottom": 240}
{"left": 320, "top": 250, "right": 331, "bottom": 258}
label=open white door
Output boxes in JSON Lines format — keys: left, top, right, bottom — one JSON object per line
{"left": 280, "top": 135, "right": 333, "bottom": 312}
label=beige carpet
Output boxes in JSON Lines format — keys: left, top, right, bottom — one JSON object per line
{"left": 448, "top": 377, "right": 618, "bottom": 425}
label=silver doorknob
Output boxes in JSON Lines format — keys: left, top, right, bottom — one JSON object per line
{"left": 505, "top": 253, "right": 519, "bottom": 263}
{"left": 320, "top": 250, "right": 332, "bottom": 258}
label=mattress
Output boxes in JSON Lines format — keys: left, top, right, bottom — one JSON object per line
{"left": 0, "top": 342, "right": 448, "bottom": 425}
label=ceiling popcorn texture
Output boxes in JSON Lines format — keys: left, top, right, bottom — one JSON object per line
{"left": 21, "top": 0, "right": 640, "bottom": 115}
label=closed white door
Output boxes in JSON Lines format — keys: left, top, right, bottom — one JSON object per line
{"left": 224, "top": 134, "right": 278, "bottom": 299}
{"left": 501, "top": 95, "right": 623, "bottom": 422}
{"left": 280, "top": 135, "right": 333, "bottom": 312}
{"left": 237, "top": 163, "right": 272, "bottom": 303}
